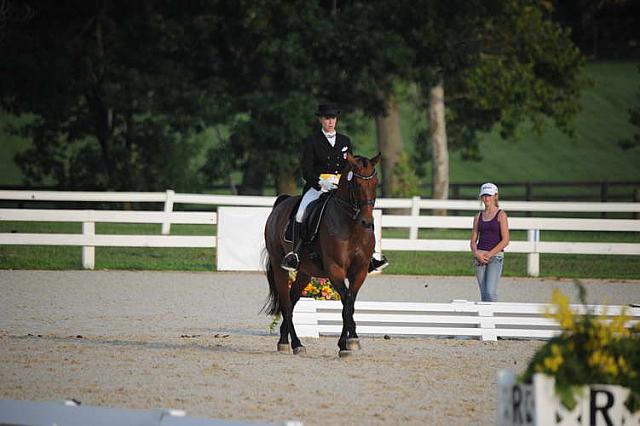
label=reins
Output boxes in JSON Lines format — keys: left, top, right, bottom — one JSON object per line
{"left": 335, "top": 167, "right": 377, "bottom": 221}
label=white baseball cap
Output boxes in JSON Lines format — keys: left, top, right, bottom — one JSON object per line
{"left": 479, "top": 182, "right": 498, "bottom": 196}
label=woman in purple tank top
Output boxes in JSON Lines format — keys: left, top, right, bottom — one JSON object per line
{"left": 469, "top": 183, "right": 510, "bottom": 302}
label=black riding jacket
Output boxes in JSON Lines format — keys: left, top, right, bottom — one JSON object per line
{"left": 301, "top": 130, "right": 353, "bottom": 193}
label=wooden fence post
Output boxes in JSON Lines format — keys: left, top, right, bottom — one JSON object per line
{"left": 527, "top": 229, "right": 540, "bottom": 277}
{"left": 410, "top": 196, "right": 420, "bottom": 239}
{"left": 601, "top": 182, "right": 609, "bottom": 218}
{"left": 82, "top": 221, "right": 95, "bottom": 270}
{"left": 161, "top": 189, "right": 175, "bottom": 235}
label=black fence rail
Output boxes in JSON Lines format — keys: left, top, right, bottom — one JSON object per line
{"left": 443, "top": 181, "right": 640, "bottom": 203}
{"left": 2, "top": 181, "right": 640, "bottom": 205}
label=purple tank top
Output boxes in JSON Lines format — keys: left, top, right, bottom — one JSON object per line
{"left": 477, "top": 209, "right": 502, "bottom": 251}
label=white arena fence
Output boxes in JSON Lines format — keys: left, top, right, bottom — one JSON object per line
{"left": 0, "top": 399, "right": 296, "bottom": 426}
{"left": 292, "top": 298, "right": 640, "bottom": 341}
{"left": 0, "top": 190, "right": 639, "bottom": 275}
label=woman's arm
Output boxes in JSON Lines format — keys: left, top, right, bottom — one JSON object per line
{"left": 470, "top": 214, "right": 480, "bottom": 256}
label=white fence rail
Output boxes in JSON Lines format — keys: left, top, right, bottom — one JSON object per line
{"left": 1, "top": 190, "right": 639, "bottom": 275}
{"left": 293, "top": 298, "right": 640, "bottom": 341}
{"left": 382, "top": 215, "right": 640, "bottom": 276}
{"left": 0, "top": 208, "right": 216, "bottom": 269}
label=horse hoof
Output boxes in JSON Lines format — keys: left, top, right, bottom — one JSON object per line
{"left": 338, "top": 350, "right": 354, "bottom": 358}
{"left": 277, "top": 343, "right": 290, "bottom": 353}
{"left": 293, "top": 346, "right": 306, "bottom": 355}
{"left": 346, "top": 338, "right": 361, "bottom": 351}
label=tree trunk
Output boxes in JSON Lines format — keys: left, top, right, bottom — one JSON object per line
{"left": 276, "top": 169, "right": 298, "bottom": 196}
{"left": 429, "top": 80, "right": 449, "bottom": 216}
{"left": 375, "top": 92, "right": 404, "bottom": 198}
{"left": 238, "top": 156, "right": 265, "bottom": 195}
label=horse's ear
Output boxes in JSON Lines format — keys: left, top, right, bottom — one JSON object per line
{"left": 370, "top": 152, "right": 382, "bottom": 166}
{"left": 346, "top": 152, "right": 359, "bottom": 167}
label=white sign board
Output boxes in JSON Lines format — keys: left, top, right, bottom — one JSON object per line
{"left": 497, "top": 370, "right": 636, "bottom": 426}
{"left": 216, "top": 206, "right": 383, "bottom": 272}
{"left": 216, "top": 207, "right": 271, "bottom": 271}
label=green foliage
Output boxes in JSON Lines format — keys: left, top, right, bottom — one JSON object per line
{"left": 1, "top": 1, "right": 228, "bottom": 191}
{"left": 444, "top": 0, "right": 588, "bottom": 156}
{"left": 390, "top": 152, "right": 421, "bottom": 197}
{"left": 620, "top": 65, "right": 640, "bottom": 150}
{"left": 446, "top": 61, "right": 640, "bottom": 183}
{"left": 521, "top": 285, "right": 640, "bottom": 411}
{"left": 0, "top": 0, "right": 628, "bottom": 194}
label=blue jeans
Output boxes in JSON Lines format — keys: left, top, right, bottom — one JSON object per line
{"left": 474, "top": 252, "right": 504, "bottom": 302}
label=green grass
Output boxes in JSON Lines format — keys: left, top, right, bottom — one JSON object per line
{"left": 1, "top": 222, "right": 637, "bottom": 278}
{"left": 434, "top": 61, "right": 640, "bottom": 185}
{"left": 383, "top": 251, "right": 640, "bottom": 279}
{"left": 0, "top": 222, "right": 217, "bottom": 271}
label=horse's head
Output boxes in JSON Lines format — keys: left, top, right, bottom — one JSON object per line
{"left": 337, "top": 153, "right": 381, "bottom": 228}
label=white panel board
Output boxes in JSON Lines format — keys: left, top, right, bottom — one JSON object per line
{"left": 216, "top": 207, "right": 272, "bottom": 271}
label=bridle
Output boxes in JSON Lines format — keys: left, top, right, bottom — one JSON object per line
{"left": 336, "top": 167, "right": 377, "bottom": 222}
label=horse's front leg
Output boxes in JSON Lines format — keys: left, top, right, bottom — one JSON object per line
{"left": 344, "top": 268, "right": 368, "bottom": 351}
{"left": 328, "top": 275, "right": 355, "bottom": 356}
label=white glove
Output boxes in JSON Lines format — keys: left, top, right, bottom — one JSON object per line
{"left": 318, "top": 177, "right": 338, "bottom": 192}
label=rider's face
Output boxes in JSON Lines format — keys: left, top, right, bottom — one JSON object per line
{"left": 320, "top": 115, "right": 337, "bottom": 133}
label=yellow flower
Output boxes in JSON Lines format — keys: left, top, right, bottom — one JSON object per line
{"left": 545, "top": 289, "right": 575, "bottom": 331}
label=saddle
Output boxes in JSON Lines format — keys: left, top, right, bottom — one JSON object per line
{"left": 284, "top": 191, "right": 334, "bottom": 243}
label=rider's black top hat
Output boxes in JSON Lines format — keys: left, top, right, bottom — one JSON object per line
{"left": 315, "top": 103, "right": 341, "bottom": 117}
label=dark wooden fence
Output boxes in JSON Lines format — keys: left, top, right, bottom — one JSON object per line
{"left": 444, "top": 181, "right": 640, "bottom": 203}
{"left": 2, "top": 181, "right": 640, "bottom": 205}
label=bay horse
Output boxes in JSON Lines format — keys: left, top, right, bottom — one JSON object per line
{"left": 263, "top": 153, "right": 380, "bottom": 357}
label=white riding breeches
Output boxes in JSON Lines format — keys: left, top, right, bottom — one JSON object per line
{"left": 296, "top": 187, "right": 322, "bottom": 223}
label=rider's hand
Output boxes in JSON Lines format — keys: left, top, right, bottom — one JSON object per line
{"left": 318, "top": 177, "right": 337, "bottom": 192}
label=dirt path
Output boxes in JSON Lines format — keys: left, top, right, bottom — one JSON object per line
{"left": 1, "top": 270, "right": 638, "bottom": 425}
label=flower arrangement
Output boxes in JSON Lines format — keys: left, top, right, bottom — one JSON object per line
{"left": 521, "top": 284, "right": 640, "bottom": 412}
{"left": 300, "top": 276, "right": 340, "bottom": 300}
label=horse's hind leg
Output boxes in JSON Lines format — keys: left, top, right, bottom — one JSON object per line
{"left": 271, "top": 266, "right": 293, "bottom": 352}
{"left": 272, "top": 266, "right": 306, "bottom": 354}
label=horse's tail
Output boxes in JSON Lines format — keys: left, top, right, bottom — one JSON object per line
{"left": 260, "top": 193, "right": 292, "bottom": 316}
{"left": 261, "top": 249, "right": 280, "bottom": 316}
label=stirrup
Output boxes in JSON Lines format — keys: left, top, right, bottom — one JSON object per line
{"left": 281, "top": 251, "right": 300, "bottom": 272}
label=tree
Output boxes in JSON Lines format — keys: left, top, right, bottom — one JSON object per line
{"left": 200, "top": 1, "right": 333, "bottom": 195}
{"left": 392, "top": 0, "right": 586, "bottom": 201}
{"left": 621, "top": 65, "right": 640, "bottom": 150}
{"left": 1, "top": 1, "right": 228, "bottom": 191}
{"left": 328, "top": 1, "right": 414, "bottom": 198}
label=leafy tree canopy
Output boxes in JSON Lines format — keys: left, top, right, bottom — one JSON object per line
{"left": 1, "top": 1, "right": 229, "bottom": 190}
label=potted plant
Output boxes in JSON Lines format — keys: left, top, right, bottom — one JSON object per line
{"left": 498, "top": 284, "right": 639, "bottom": 425}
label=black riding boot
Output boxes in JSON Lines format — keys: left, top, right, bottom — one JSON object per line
{"left": 281, "top": 221, "right": 303, "bottom": 271}
{"left": 368, "top": 254, "right": 389, "bottom": 273}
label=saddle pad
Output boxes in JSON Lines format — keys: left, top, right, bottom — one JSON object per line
{"left": 283, "top": 192, "right": 333, "bottom": 243}
{"left": 303, "top": 191, "right": 334, "bottom": 241}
